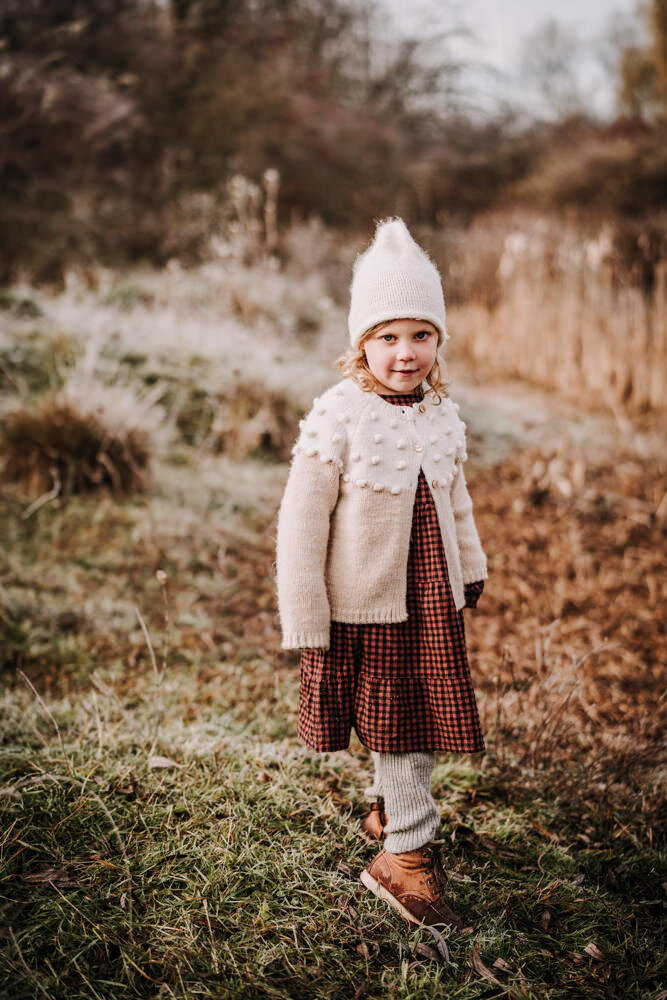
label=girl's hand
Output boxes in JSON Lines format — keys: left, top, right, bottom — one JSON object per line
{"left": 464, "top": 580, "right": 484, "bottom": 608}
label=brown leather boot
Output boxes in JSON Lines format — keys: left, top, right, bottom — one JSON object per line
{"left": 360, "top": 841, "right": 462, "bottom": 928}
{"left": 361, "top": 798, "right": 387, "bottom": 841}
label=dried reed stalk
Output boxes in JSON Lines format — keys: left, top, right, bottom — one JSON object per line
{"left": 452, "top": 244, "right": 666, "bottom": 413}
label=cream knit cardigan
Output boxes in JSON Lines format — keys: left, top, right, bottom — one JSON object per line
{"left": 276, "top": 377, "right": 487, "bottom": 650}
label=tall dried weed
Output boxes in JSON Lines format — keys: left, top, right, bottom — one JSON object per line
{"left": 448, "top": 211, "right": 667, "bottom": 413}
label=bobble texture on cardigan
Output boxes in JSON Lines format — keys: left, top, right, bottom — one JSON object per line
{"left": 276, "top": 377, "right": 487, "bottom": 649}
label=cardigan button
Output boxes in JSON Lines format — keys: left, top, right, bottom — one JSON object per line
{"left": 414, "top": 442, "right": 424, "bottom": 453}
{"left": 431, "top": 480, "right": 439, "bottom": 489}
{"left": 418, "top": 404, "right": 426, "bottom": 414}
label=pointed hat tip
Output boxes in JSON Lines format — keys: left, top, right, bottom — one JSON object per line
{"left": 373, "top": 217, "right": 416, "bottom": 253}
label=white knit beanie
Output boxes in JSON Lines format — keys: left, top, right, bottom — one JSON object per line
{"left": 348, "top": 217, "right": 448, "bottom": 349}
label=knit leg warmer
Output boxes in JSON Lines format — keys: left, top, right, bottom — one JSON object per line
{"left": 372, "top": 751, "right": 440, "bottom": 853}
{"left": 363, "top": 751, "right": 384, "bottom": 803}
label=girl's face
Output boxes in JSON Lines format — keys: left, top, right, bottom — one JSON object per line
{"left": 363, "top": 318, "right": 439, "bottom": 395}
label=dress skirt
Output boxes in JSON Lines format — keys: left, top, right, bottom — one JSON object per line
{"left": 298, "top": 464, "right": 485, "bottom": 755}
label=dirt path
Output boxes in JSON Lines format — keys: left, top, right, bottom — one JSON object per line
{"left": 450, "top": 360, "right": 666, "bottom": 467}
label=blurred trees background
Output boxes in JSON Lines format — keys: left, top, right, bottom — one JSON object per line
{"left": 0, "top": 0, "right": 665, "bottom": 283}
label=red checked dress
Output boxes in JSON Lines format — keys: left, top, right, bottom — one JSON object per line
{"left": 298, "top": 388, "right": 485, "bottom": 755}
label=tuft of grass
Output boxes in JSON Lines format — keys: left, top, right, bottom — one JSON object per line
{"left": 0, "top": 379, "right": 167, "bottom": 498}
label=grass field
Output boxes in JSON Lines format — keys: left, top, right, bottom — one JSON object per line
{"left": 1, "top": 266, "right": 665, "bottom": 999}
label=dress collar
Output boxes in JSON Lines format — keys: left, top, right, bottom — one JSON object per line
{"left": 376, "top": 385, "right": 425, "bottom": 407}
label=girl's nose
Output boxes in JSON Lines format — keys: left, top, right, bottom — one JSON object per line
{"left": 397, "top": 342, "right": 417, "bottom": 359}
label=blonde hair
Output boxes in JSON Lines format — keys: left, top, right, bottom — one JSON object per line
{"left": 335, "top": 321, "right": 450, "bottom": 403}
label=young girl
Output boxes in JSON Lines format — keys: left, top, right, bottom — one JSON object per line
{"left": 275, "top": 217, "right": 488, "bottom": 928}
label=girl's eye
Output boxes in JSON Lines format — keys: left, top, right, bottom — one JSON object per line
{"left": 415, "top": 330, "right": 431, "bottom": 340}
{"left": 382, "top": 334, "right": 395, "bottom": 342}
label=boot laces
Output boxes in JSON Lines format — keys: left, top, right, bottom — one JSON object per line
{"left": 422, "top": 845, "right": 447, "bottom": 899}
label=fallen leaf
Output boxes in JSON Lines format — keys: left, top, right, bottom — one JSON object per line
{"left": 584, "top": 942, "right": 604, "bottom": 961}
{"left": 23, "top": 868, "right": 78, "bottom": 888}
{"left": 567, "top": 951, "right": 585, "bottom": 964}
{"left": 478, "top": 833, "right": 517, "bottom": 857}
{"left": 493, "top": 957, "right": 513, "bottom": 973}
{"left": 444, "top": 868, "right": 467, "bottom": 883}
{"left": 414, "top": 943, "right": 440, "bottom": 962}
{"left": 471, "top": 942, "right": 504, "bottom": 987}
{"left": 541, "top": 909, "right": 552, "bottom": 930}
{"left": 352, "top": 983, "right": 368, "bottom": 1000}
{"left": 147, "top": 755, "right": 182, "bottom": 769}
{"left": 356, "top": 942, "right": 370, "bottom": 961}
{"left": 427, "top": 925, "right": 450, "bottom": 963}
{"left": 336, "top": 861, "right": 354, "bottom": 877}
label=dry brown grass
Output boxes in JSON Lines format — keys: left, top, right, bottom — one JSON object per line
{"left": 207, "top": 381, "right": 302, "bottom": 461}
{"left": 462, "top": 443, "right": 666, "bottom": 824}
{"left": 1, "top": 392, "right": 153, "bottom": 497}
{"left": 448, "top": 211, "right": 667, "bottom": 413}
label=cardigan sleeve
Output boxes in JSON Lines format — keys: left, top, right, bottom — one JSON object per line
{"left": 449, "top": 446, "right": 488, "bottom": 585}
{"left": 275, "top": 395, "right": 345, "bottom": 650}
